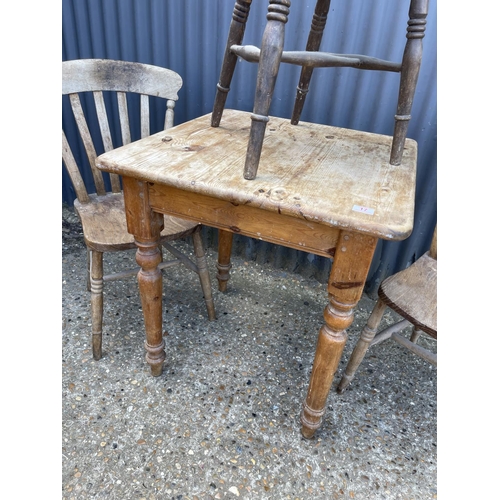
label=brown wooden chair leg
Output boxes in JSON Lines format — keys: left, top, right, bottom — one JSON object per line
{"left": 86, "top": 247, "right": 91, "bottom": 292}
{"left": 212, "top": 0, "right": 253, "bottom": 127}
{"left": 90, "top": 250, "right": 104, "bottom": 360}
{"left": 291, "top": 0, "right": 331, "bottom": 125}
{"left": 244, "top": 0, "right": 291, "bottom": 179}
{"left": 192, "top": 227, "right": 216, "bottom": 321}
{"left": 217, "top": 229, "right": 233, "bottom": 292}
{"left": 337, "top": 299, "right": 387, "bottom": 394}
{"left": 410, "top": 326, "right": 423, "bottom": 343}
{"left": 390, "top": 0, "right": 429, "bottom": 165}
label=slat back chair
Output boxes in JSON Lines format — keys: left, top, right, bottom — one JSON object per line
{"left": 62, "top": 59, "right": 216, "bottom": 361}
{"left": 212, "top": 0, "right": 429, "bottom": 179}
{"left": 337, "top": 226, "right": 437, "bottom": 393}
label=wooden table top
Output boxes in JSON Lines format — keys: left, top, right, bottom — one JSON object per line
{"left": 97, "top": 109, "right": 417, "bottom": 240}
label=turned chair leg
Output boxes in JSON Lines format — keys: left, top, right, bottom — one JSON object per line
{"left": 244, "top": 0, "right": 291, "bottom": 179}
{"left": 89, "top": 250, "right": 104, "bottom": 360}
{"left": 410, "top": 326, "right": 423, "bottom": 343}
{"left": 192, "top": 227, "right": 216, "bottom": 321}
{"left": 337, "top": 299, "right": 387, "bottom": 394}
{"left": 86, "top": 247, "right": 91, "bottom": 292}
{"left": 212, "top": 0, "right": 253, "bottom": 127}
{"left": 291, "top": 0, "right": 331, "bottom": 125}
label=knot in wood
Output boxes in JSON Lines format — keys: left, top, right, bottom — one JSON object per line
{"left": 269, "top": 187, "right": 288, "bottom": 202}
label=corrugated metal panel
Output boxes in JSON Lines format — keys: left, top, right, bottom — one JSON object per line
{"left": 62, "top": 0, "right": 437, "bottom": 294}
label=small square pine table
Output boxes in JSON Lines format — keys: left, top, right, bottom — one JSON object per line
{"left": 96, "top": 109, "right": 416, "bottom": 438}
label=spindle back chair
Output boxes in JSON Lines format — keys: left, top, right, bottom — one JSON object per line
{"left": 62, "top": 59, "right": 216, "bottom": 361}
{"left": 337, "top": 227, "right": 437, "bottom": 394}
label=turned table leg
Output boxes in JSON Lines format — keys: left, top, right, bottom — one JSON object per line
{"left": 301, "top": 231, "right": 378, "bottom": 438}
{"left": 123, "top": 177, "right": 166, "bottom": 376}
{"left": 217, "top": 229, "right": 234, "bottom": 292}
{"left": 135, "top": 233, "right": 165, "bottom": 376}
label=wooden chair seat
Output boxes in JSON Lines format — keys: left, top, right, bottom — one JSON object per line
{"left": 75, "top": 192, "right": 199, "bottom": 252}
{"left": 379, "top": 251, "right": 436, "bottom": 338}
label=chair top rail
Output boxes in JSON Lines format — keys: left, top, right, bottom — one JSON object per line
{"left": 62, "top": 59, "right": 182, "bottom": 100}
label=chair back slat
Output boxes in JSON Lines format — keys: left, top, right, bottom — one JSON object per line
{"left": 117, "top": 91, "right": 132, "bottom": 146}
{"left": 63, "top": 59, "right": 183, "bottom": 202}
{"left": 68, "top": 93, "right": 107, "bottom": 196}
{"left": 93, "top": 91, "right": 114, "bottom": 152}
{"left": 62, "top": 130, "right": 90, "bottom": 203}
{"left": 93, "top": 91, "right": 121, "bottom": 193}
{"left": 140, "top": 94, "right": 150, "bottom": 139}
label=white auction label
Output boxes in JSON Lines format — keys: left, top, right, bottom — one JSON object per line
{"left": 352, "top": 205, "right": 375, "bottom": 215}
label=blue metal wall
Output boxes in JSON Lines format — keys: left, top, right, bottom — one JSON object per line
{"left": 62, "top": 0, "right": 437, "bottom": 294}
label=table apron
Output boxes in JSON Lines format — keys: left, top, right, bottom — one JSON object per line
{"left": 147, "top": 183, "right": 341, "bottom": 258}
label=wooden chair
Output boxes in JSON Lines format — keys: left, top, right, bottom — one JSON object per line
{"left": 212, "top": 0, "right": 429, "bottom": 179}
{"left": 62, "top": 59, "right": 216, "bottom": 361}
{"left": 337, "top": 227, "right": 437, "bottom": 393}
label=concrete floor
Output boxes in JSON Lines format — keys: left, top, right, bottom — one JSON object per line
{"left": 62, "top": 205, "right": 437, "bottom": 499}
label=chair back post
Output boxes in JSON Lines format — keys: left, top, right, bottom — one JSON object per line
{"left": 390, "top": 0, "right": 429, "bottom": 165}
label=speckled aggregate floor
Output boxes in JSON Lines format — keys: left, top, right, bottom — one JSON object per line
{"left": 62, "top": 206, "right": 437, "bottom": 499}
